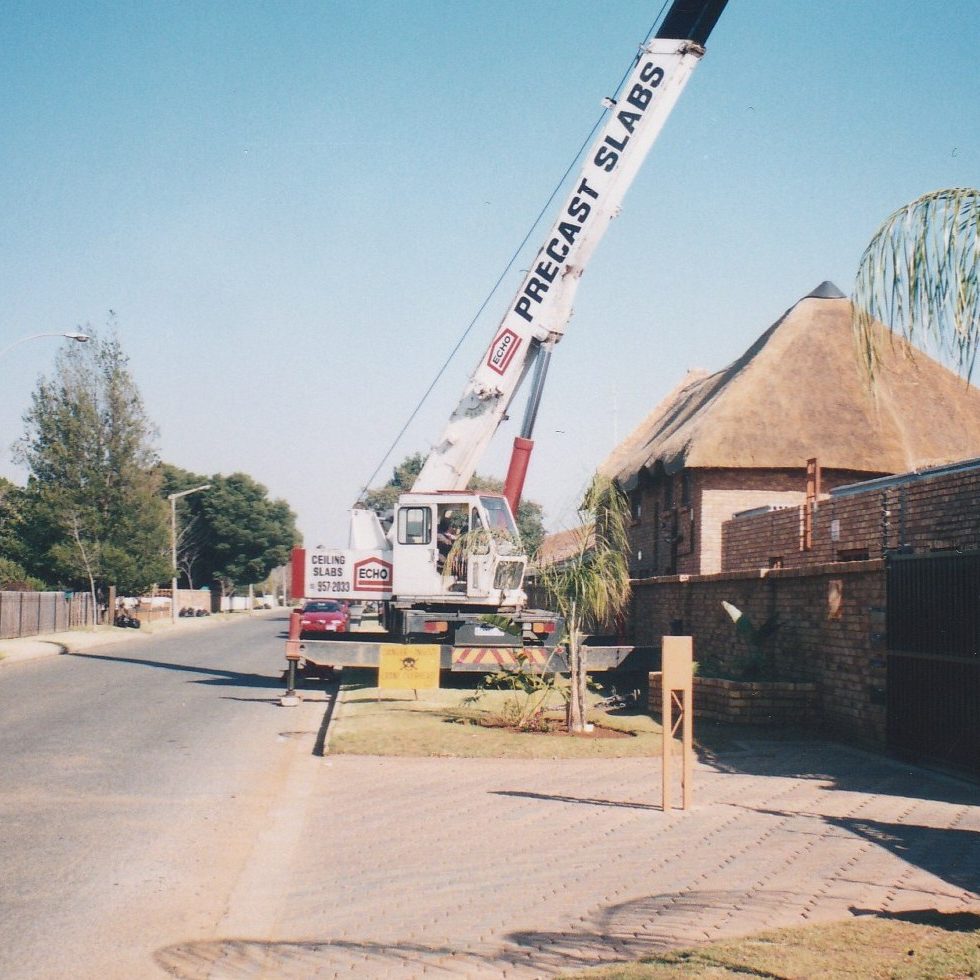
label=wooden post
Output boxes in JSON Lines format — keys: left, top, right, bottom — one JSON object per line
{"left": 661, "top": 635, "right": 694, "bottom": 810}
{"left": 281, "top": 610, "right": 303, "bottom": 706}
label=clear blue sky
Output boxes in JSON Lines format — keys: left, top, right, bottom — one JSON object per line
{"left": 2, "top": 0, "right": 977, "bottom": 547}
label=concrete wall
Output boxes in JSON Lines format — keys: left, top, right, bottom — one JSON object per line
{"left": 123, "top": 589, "right": 212, "bottom": 624}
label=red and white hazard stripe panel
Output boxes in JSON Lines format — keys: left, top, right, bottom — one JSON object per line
{"left": 452, "top": 647, "right": 552, "bottom": 667}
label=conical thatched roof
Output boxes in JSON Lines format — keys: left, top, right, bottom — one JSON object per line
{"left": 603, "top": 282, "right": 980, "bottom": 488}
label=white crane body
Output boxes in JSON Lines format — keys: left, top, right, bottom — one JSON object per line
{"left": 289, "top": 1, "right": 727, "bottom": 659}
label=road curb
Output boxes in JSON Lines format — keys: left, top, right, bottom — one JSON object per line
{"left": 0, "top": 609, "right": 285, "bottom": 668}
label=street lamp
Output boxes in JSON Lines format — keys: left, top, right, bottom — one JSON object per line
{"left": 0, "top": 332, "right": 90, "bottom": 360}
{"left": 168, "top": 484, "right": 211, "bottom": 623}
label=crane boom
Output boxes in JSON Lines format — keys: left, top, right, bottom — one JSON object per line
{"left": 288, "top": 1, "right": 729, "bottom": 673}
{"left": 413, "top": 2, "right": 727, "bottom": 496}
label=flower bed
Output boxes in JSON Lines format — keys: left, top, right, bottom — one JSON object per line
{"left": 649, "top": 673, "right": 817, "bottom": 726}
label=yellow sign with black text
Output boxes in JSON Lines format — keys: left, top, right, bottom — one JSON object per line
{"left": 378, "top": 644, "right": 441, "bottom": 690}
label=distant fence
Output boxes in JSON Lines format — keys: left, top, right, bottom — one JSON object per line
{"left": 0, "top": 591, "right": 95, "bottom": 639}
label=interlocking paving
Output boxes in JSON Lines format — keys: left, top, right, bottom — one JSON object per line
{"left": 157, "top": 739, "right": 980, "bottom": 979}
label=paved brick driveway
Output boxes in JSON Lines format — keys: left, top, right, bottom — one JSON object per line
{"left": 158, "top": 736, "right": 980, "bottom": 979}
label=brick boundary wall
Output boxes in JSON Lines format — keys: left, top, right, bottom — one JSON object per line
{"left": 723, "top": 464, "right": 980, "bottom": 572}
{"left": 630, "top": 560, "right": 887, "bottom": 747}
{"left": 649, "top": 675, "right": 818, "bottom": 726}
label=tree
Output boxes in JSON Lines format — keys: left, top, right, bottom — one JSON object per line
{"left": 14, "top": 329, "right": 170, "bottom": 604}
{"left": 360, "top": 453, "right": 427, "bottom": 513}
{"left": 853, "top": 187, "right": 980, "bottom": 380}
{"left": 538, "top": 473, "right": 631, "bottom": 733}
{"left": 158, "top": 465, "right": 299, "bottom": 598}
{"left": 0, "top": 478, "right": 28, "bottom": 569}
{"left": 0, "top": 480, "right": 46, "bottom": 590}
{"left": 196, "top": 473, "right": 298, "bottom": 598}
{"left": 0, "top": 558, "right": 46, "bottom": 591}
{"left": 361, "top": 453, "right": 546, "bottom": 554}
{"left": 159, "top": 464, "right": 211, "bottom": 589}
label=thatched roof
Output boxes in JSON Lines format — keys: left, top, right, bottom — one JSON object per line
{"left": 532, "top": 525, "right": 592, "bottom": 570}
{"left": 603, "top": 282, "right": 980, "bottom": 488}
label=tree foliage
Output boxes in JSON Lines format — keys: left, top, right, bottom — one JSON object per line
{"left": 360, "top": 453, "right": 546, "bottom": 554}
{"left": 0, "top": 478, "right": 28, "bottom": 572}
{"left": 14, "top": 330, "right": 170, "bottom": 597}
{"left": 0, "top": 482, "right": 46, "bottom": 589}
{"left": 159, "top": 464, "right": 299, "bottom": 596}
{"left": 467, "top": 473, "right": 546, "bottom": 557}
{"left": 853, "top": 187, "right": 980, "bottom": 379}
{"left": 200, "top": 473, "right": 298, "bottom": 596}
{"left": 360, "top": 453, "right": 427, "bottom": 514}
{"left": 538, "top": 473, "right": 631, "bottom": 732}
{"left": 0, "top": 557, "right": 46, "bottom": 592}
{"left": 159, "top": 464, "right": 212, "bottom": 590}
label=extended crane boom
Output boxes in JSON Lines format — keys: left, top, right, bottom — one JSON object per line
{"left": 413, "top": 0, "right": 729, "bottom": 505}
{"left": 288, "top": 0, "right": 728, "bottom": 673}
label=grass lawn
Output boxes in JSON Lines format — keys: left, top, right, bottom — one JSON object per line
{"left": 563, "top": 911, "right": 980, "bottom": 978}
{"left": 326, "top": 668, "right": 666, "bottom": 759}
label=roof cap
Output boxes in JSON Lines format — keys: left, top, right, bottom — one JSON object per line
{"left": 805, "top": 280, "right": 846, "bottom": 299}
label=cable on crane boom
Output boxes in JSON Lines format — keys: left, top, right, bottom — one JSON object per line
{"left": 356, "top": 7, "right": 681, "bottom": 503}
{"left": 356, "top": 114, "right": 606, "bottom": 502}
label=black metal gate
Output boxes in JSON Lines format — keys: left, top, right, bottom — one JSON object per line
{"left": 886, "top": 552, "right": 980, "bottom": 777}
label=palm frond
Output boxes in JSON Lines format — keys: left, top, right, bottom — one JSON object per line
{"left": 441, "top": 525, "right": 516, "bottom": 583}
{"left": 852, "top": 187, "right": 980, "bottom": 380}
{"left": 539, "top": 473, "right": 631, "bottom": 631}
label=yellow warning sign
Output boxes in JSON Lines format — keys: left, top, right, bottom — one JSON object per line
{"left": 378, "top": 644, "right": 441, "bottom": 690}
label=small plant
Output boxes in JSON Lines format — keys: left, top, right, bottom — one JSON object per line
{"left": 462, "top": 652, "right": 565, "bottom": 732}
{"left": 441, "top": 525, "right": 521, "bottom": 585}
{"left": 721, "top": 600, "right": 780, "bottom": 681}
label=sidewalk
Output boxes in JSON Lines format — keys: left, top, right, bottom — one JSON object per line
{"left": 0, "top": 608, "right": 283, "bottom": 667}
{"left": 155, "top": 731, "right": 980, "bottom": 978}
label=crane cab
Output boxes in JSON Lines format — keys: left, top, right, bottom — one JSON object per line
{"left": 390, "top": 492, "right": 527, "bottom": 608}
{"left": 293, "top": 493, "right": 527, "bottom": 612}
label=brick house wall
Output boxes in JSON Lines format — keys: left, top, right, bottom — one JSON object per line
{"left": 700, "top": 487, "right": 802, "bottom": 574}
{"left": 723, "top": 462, "right": 980, "bottom": 571}
{"left": 630, "top": 561, "right": 887, "bottom": 746}
{"left": 626, "top": 466, "right": 876, "bottom": 577}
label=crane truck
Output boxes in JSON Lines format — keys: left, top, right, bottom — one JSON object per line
{"left": 287, "top": 0, "right": 728, "bottom": 677}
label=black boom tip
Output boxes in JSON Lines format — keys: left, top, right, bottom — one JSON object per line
{"left": 655, "top": 0, "right": 729, "bottom": 46}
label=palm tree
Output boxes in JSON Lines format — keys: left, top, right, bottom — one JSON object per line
{"left": 852, "top": 187, "right": 980, "bottom": 380}
{"left": 539, "top": 473, "right": 632, "bottom": 733}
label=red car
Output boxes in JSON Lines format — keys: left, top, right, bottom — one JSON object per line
{"left": 299, "top": 600, "right": 349, "bottom": 637}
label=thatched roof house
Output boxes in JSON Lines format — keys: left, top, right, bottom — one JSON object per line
{"left": 603, "top": 282, "right": 980, "bottom": 576}
{"left": 533, "top": 526, "right": 591, "bottom": 570}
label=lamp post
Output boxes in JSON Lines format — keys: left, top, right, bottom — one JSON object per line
{"left": 168, "top": 484, "right": 211, "bottom": 623}
{"left": 0, "top": 331, "right": 90, "bottom": 360}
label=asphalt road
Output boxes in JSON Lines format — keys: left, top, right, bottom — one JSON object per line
{"left": 0, "top": 613, "right": 332, "bottom": 980}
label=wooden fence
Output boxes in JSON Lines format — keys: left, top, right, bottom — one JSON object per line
{"left": 0, "top": 591, "right": 95, "bottom": 639}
